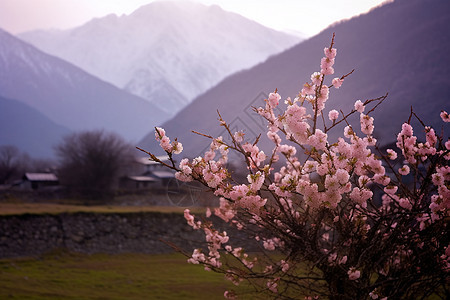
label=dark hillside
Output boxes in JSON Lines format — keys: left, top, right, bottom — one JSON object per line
{"left": 0, "top": 28, "right": 168, "bottom": 143}
{"left": 140, "top": 0, "right": 450, "bottom": 156}
{"left": 0, "top": 96, "right": 71, "bottom": 158}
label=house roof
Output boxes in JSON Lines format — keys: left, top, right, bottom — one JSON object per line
{"left": 127, "top": 176, "right": 158, "bottom": 182}
{"left": 24, "top": 173, "right": 58, "bottom": 182}
{"left": 150, "top": 171, "right": 175, "bottom": 179}
{"left": 135, "top": 156, "right": 170, "bottom": 165}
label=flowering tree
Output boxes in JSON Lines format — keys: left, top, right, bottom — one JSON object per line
{"left": 138, "top": 35, "right": 449, "bottom": 299}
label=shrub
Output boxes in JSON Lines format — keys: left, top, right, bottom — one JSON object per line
{"left": 139, "top": 35, "right": 449, "bottom": 299}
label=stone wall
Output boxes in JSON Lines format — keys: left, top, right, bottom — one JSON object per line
{"left": 0, "top": 212, "right": 207, "bottom": 258}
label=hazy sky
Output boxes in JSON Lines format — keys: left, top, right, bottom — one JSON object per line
{"left": 0, "top": 0, "right": 390, "bottom": 37}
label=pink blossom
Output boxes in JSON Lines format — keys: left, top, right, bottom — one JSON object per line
{"left": 247, "top": 171, "right": 265, "bottom": 192}
{"left": 328, "top": 109, "right": 339, "bottom": 121}
{"left": 344, "top": 126, "right": 355, "bottom": 139}
{"left": 348, "top": 267, "right": 361, "bottom": 280}
{"left": 230, "top": 184, "right": 249, "bottom": 201}
{"left": 159, "top": 136, "right": 173, "bottom": 152}
{"left": 360, "top": 113, "right": 374, "bottom": 135}
{"left": 332, "top": 77, "right": 344, "bottom": 89}
{"left": 398, "top": 198, "right": 412, "bottom": 210}
{"left": 237, "top": 194, "right": 267, "bottom": 213}
{"left": 311, "top": 72, "right": 322, "bottom": 85}
{"left": 303, "top": 160, "right": 318, "bottom": 173}
{"left": 354, "top": 100, "right": 365, "bottom": 113}
{"left": 279, "top": 144, "right": 297, "bottom": 157}
{"left": 336, "top": 169, "right": 350, "bottom": 185}
{"left": 267, "top": 131, "right": 281, "bottom": 145}
{"left": 263, "top": 239, "right": 276, "bottom": 251}
{"left": 179, "top": 158, "right": 192, "bottom": 174}
{"left": 264, "top": 265, "right": 273, "bottom": 273}
{"left": 263, "top": 238, "right": 283, "bottom": 251}
{"left": 425, "top": 127, "right": 437, "bottom": 147}
{"left": 321, "top": 66, "right": 335, "bottom": 75}
{"left": 302, "top": 82, "right": 315, "bottom": 95}
{"left": 214, "top": 197, "right": 236, "bottom": 222}
{"left": 224, "top": 291, "right": 236, "bottom": 299}
{"left": 368, "top": 157, "right": 385, "bottom": 175}
{"left": 436, "top": 166, "right": 450, "bottom": 181}
{"left": 172, "top": 140, "right": 183, "bottom": 154}
{"left": 307, "top": 129, "right": 328, "bottom": 151}
{"left": 396, "top": 123, "right": 418, "bottom": 164}
{"left": 204, "top": 149, "right": 216, "bottom": 162}
{"left": 175, "top": 171, "right": 192, "bottom": 182}
{"left": 373, "top": 174, "right": 390, "bottom": 186}
{"left": 365, "top": 135, "right": 377, "bottom": 146}
{"left": 350, "top": 187, "right": 373, "bottom": 208}
{"left": 386, "top": 149, "right": 397, "bottom": 160}
{"left": 202, "top": 163, "right": 226, "bottom": 188}
{"left": 350, "top": 136, "right": 371, "bottom": 160}
{"left": 358, "top": 175, "right": 370, "bottom": 187}
{"left": 316, "top": 85, "right": 330, "bottom": 112}
{"left": 325, "top": 174, "right": 339, "bottom": 191}
{"left": 280, "top": 260, "right": 290, "bottom": 272}
{"left": 440, "top": 110, "right": 450, "bottom": 122}
{"left": 324, "top": 47, "right": 337, "bottom": 59}
{"left": 316, "top": 162, "right": 330, "bottom": 176}
{"left": 267, "top": 278, "right": 279, "bottom": 293}
{"left": 321, "top": 57, "right": 335, "bottom": 70}
{"left": 384, "top": 185, "right": 398, "bottom": 195}
{"left": 184, "top": 209, "right": 200, "bottom": 229}
{"left": 369, "top": 290, "right": 380, "bottom": 299}
{"left": 242, "top": 143, "right": 266, "bottom": 168}
{"left": 188, "top": 248, "right": 205, "bottom": 264}
{"left": 400, "top": 123, "right": 414, "bottom": 136}
{"left": 398, "top": 165, "right": 410, "bottom": 176}
{"left": 432, "top": 173, "right": 444, "bottom": 186}
{"left": 283, "top": 104, "right": 310, "bottom": 144}
{"left": 234, "top": 131, "right": 245, "bottom": 143}
{"left": 154, "top": 127, "right": 166, "bottom": 139}
{"left": 268, "top": 92, "right": 281, "bottom": 107}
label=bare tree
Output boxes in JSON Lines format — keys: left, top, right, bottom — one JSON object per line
{"left": 0, "top": 145, "right": 23, "bottom": 184}
{"left": 55, "top": 130, "right": 135, "bottom": 199}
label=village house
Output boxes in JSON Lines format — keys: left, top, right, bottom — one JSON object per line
{"left": 21, "top": 172, "right": 59, "bottom": 190}
{"left": 120, "top": 156, "right": 175, "bottom": 190}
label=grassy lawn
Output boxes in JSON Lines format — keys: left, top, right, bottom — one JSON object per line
{"left": 0, "top": 202, "right": 207, "bottom": 216}
{"left": 0, "top": 251, "right": 253, "bottom": 300}
{"left": 0, "top": 202, "right": 247, "bottom": 299}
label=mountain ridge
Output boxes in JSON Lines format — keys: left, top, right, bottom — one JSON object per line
{"left": 19, "top": 0, "right": 302, "bottom": 116}
{"left": 0, "top": 95, "right": 71, "bottom": 158}
{"left": 139, "top": 0, "right": 450, "bottom": 157}
{"left": 0, "top": 28, "right": 169, "bottom": 143}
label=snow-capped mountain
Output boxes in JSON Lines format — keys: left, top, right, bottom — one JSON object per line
{"left": 18, "top": 1, "right": 302, "bottom": 116}
{"left": 0, "top": 28, "right": 168, "bottom": 143}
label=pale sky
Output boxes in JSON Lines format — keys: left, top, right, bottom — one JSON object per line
{"left": 0, "top": 0, "right": 390, "bottom": 37}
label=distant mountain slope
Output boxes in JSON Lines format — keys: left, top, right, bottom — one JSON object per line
{"left": 0, "top": 96, "right": 71, "bottom": 158}
{"left": 0, "top": 28, "right": 168, "bottom": 142}
{"left": 19, "top": 0, "right": 301, "bottom": 116}
{"left": 139, "top": 0, "right": 450, "bottom": 157}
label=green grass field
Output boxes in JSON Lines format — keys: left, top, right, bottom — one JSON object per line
{"left": 0, "top": 202, "right": 251, "bottom": 299}
{"left": 0, "top": 251, "right": 253, "bottom": 300}
{"left": 0, "top": 202, "right": 206, "bottom": 216}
